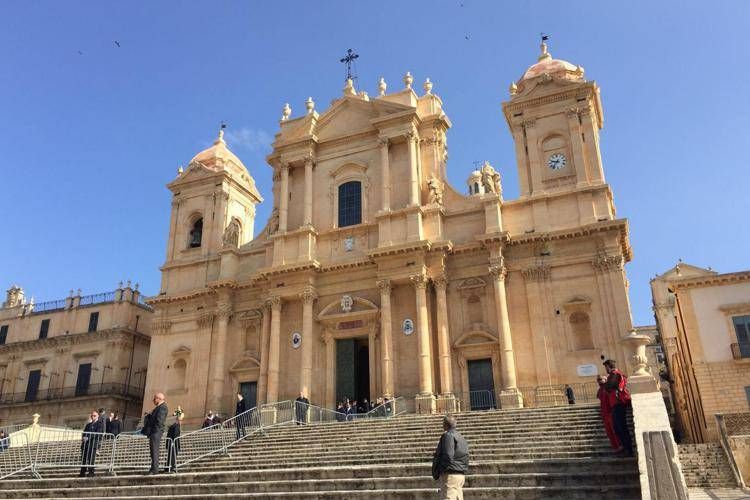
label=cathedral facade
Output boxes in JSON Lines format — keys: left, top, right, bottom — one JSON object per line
{"left": 144, "top": 42, "right": 635, "bottom": 423}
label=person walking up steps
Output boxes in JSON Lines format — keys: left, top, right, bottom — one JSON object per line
{"left": 432, "top": 415, "right": 469, "bottom": 500}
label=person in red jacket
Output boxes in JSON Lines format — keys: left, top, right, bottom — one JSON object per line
{"left": 603, "top": 360, "right": 633, "bottom": 457}
{"left": 597, "top": 375, "right": 621, "bottom": 451}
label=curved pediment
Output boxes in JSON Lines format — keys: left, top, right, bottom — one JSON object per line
{"left": 454, "top": 329, "right": 497, "bottom": 348}
{"left": 171, "top": 346, "right": 192, "bottom": 358}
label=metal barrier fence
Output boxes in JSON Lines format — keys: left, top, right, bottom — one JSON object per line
{"left": 0, "top": 433, "right": 33, "bottom": 480}
{"left": 517, "top": 382, "right": 599, "bottom": 408}
{"left": 33, "top": 428, "right": 116, "bottom": 477}
{"left": 299, "top": 397, "right": 406, "bottom": 424}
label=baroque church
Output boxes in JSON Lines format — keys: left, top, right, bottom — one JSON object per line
{"left": 144, "top": 41, "right": 634, "bottom": 422}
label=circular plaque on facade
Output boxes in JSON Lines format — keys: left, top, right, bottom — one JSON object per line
{"left": 402, "top": 319, "right": 414, "bottom": 336}
{"left": 291, "top": 332, "right": 302, "bottom": 349}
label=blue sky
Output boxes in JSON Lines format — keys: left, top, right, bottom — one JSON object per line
{"left": 1, "top": 1, "right": 748, "bottom": 327}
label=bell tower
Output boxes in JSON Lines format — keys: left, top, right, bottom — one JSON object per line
{"left": 503, "top": 40, "right": 606, "bottom": 197}
{"left": 160, "top": 128, "right": 263, "bottom": 295}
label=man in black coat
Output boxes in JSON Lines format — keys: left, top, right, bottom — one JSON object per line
{"left": 80, "top": 410, "right": 105, "bottom": 477}
{"left": 106, "top": 411, "right": 122, "bottom": 437}
{"left": 142, "top": 392, "right": 168, "bottom": 474}
{"left": 235, "top": 393, "right": 248, "bottom": 440}
{"left": 295, "top": 392, "right": 310, "bottom": 425}
{"left": 166, "top": 414, "right": 182, "bottom": 473}
{"left": 432, "top": 415, "right": 469, "bottom": 499}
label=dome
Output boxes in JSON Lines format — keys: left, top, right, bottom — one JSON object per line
{"left": 519, "top": 41, "right": 584, "bottom": 83}
{"left": 189, "top": 129, "right": 247, "bottom": 176}
{"left": 468, "top": 169, "right": 482, "bottom": 181}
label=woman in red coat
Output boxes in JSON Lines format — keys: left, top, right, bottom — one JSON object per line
{"left": 597, "top": 375, "right": 621, "bottom": 452}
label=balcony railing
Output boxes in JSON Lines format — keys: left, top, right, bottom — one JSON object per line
{"left": 0, "top": 383, "right": 145, "bottom": 405}
{"left": 731, "top": 342, "right": 750, "bottom": 360}
{"left": 30, "top": 299, "right": 67, "bottom": 314}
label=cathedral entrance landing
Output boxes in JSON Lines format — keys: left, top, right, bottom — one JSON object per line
{"left": 335, "top": 338, "right": 370, "bottom": 405}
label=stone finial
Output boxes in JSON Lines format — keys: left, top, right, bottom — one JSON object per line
{"left": 126, "top": 280, "right": 132, "bottom": 288}
{"left": 423, "top": 78, "right": 433, "bottom": 95}
{"left": 509, "top": 82, "right": 518, "bottom": 95}
{"left": 403, "top": 71, "right": 413, "bottom": 89}
{"left": 539, "top": 39, "right": 551, "bottom": 62}
{"left": 69, "top": 289, "right": 74, "bottom": 297}
{"left": 216, "top": 127, "right": 225, "bottom": 143}
{"left": 358, "top": 91, "right": 369, "bottom": 101}
{"left": 134, "top": 283, "right": 140, "bottom": 291}
{"left": 281, "top": 103, "right": 291, "bottom": 121}
{"left": 76, "top": 288, "right": 82, "bottom": 296}
{"left": 378, "top": 77, "right": 387, "bottom": 96}
{"left": 343, "top": 78, "right": 356, "bottom": 95}
{"left": 305, "top": 97, "right": 315, "bottom": 114}
{"left": 118, "top": 281, "right": 123, "bottom": 289}
{"left": 177, "top": 165, "right": 184, "bottom": 175}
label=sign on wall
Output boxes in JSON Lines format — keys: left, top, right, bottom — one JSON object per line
{"left": 402, "top": 319, "right": 414, "bottom": 336}
{"left": 291, "top": 332, "right": 302, "bottom": 349}
{"left": 576, "top": 364, "right": 598, "bottom": 377}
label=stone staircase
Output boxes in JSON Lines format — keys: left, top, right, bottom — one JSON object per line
{"left": 678, "top": 442, "right": 738, "bottom": 488}
{"left": 0, "top": 403, "right": 641, "bottom": 499}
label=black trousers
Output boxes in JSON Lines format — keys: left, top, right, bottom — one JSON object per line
{"left": 79, "top": 443, "right": 96, "bottom": 476}
{"left": 612, "top": 404, "right": 633, "bottom": 454}
{"left": 149, "top": 432, "right": 162, "bottom": 473}
{"left": 166, "top": 441, "right": 179, "bottom": 471}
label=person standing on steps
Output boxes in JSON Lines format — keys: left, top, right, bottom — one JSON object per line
{"left": 432, "top": 414, "right": 469, "bottom": 500}
{"left": 79, "top": 409, "right": 104, "bottom": 477}
{"left": 235, "top": 393, "right": 248, "bottom": 439}
{"left": 565, "top": 384, "right": 575, "bottom": 404}
{"left": 166, "top": 412, "right": 183, "bottom": 473}
{"left": 142, "top": 392, "right": 168, "bottom": 474}
{"left": 295, "top": 392, "right": 310, "bottom": 425}
{"left": 603, "top": 360, "right": 634, "bottom": 457}
{"left": 596, "top": 375, "right": 621, "bottom": 451}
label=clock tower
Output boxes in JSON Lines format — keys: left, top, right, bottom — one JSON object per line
{"left": 503, "top": 40, "right": 606, "bottom": 197}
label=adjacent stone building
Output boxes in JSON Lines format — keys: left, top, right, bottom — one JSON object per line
{"left": 652, "top": 263, "right": 750, "bottom": 442}
{"left": 0, "top": 283, "right": 152, "bottom": 429}
{"left": 145, "top": 41, "right": 636, "bottom": 425}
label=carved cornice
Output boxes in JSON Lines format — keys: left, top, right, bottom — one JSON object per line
{"left": 592, "top": 254, "right": 623, "bottom": 273}
{"left": 522, "top": 264, "right": 551, "bottom": 282}
{"left": 376, "top": 279, "right": 392, "bottom": 295}
{"left": 670, "top": 271, "right": 750, "bottom": 291}
{"left": 0, "top": 329, "right": 148, "bottom": 356}
{"left": 410, "top": 274, "right": 428, "bottom": 290}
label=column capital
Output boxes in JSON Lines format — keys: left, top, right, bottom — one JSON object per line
{"left": 304, "top": 154, "right": 316, "bottom": 168}
{"left": 268, "top": 296, "right": 283, "bottom": 311}
{"left": 433, "top": 275, "right": 449, "bottom": 291}
{"left": 299, "top": 286, "right": 318, "bottom": 304}
{"left": 378, "top": 136, "right": 390, "bottom": 147}
{"left": 217, "top": 302, "right": 233, "bottom": 320}
{"left": 376, "top": 279, "right": 392, "bottom": 295}
{"left": 592, "top": 254, "right": 623, "bottom": 273}
{"left": 279, "top": 162, "right": 290, "bottom": 172}
{"left": 521, "top": 264, "right": 550, "bottom": 282}
{"left": 488, "top": 265, "right": 507, "bottom": 282}
{"left": 405, "top": 129, "right": 419, "bottom": 143}
{"left": 197, "top": 312, "right": 215, "bottom": 328}
{"left": 410, "top": 273, "right": 428, "bottom": 290}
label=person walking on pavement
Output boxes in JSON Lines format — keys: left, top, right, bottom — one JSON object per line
{"left": 432, "top": 415, "right": 469, "bottom": 500}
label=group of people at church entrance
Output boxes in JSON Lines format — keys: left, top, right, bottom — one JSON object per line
{"left": 597, "top": 359, "right": 635, "bottom": 457}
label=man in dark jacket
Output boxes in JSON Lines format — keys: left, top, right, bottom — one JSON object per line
{"left": 432, "top": 415, "right": 469, "bottom": 499}
{"left": 107, "top": 411, "right": 122, "bottom": 437}
{"left": 166, "top": 414, "right": 182, "bottom": 473}
{"left": 235, "top": 393, "right": 248, "bottom": 440}
{"left": 295, "top": 392, "right": 310, "bottom": 425}
{"left": 80, "top": 410, "right": 105, "bottom": 477}
{"left": 142, "top": 392, "right": 168, "bottom": 474}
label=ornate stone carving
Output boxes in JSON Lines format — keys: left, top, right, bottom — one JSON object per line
{"left": 378, "top": 137, "right": 390, "bottom": 148}
{"left": 152, "top": 319, "right": 172, "bottom": 336}
{"left": 376, "top": 279, "right": 392, "bottom": 295}
{"left": 340, "top": 295, "right": 353, "bottom": 313}
{"left": 222, "top": 218, "right": 241, "bottom": 248}
{"left": 480, "top": 161, "right": 502, "bottom": 195}
{"left": 433, "top": 275, "right": 448, "bottom": 291}
{"left": 521, "top": 264, "right": 550, "bottom": 282}
{"left": 427, "top": 176, "right": 444, "bottom": 206}
{"left": 217, "top": 303, "right": 233, "bottom": 320}
{"left": 566, "top": 107, "right": 581, "bottom": 119}
{"left": 300, "top": 287, "right": 318, "bottom": 305}
{"left": 521, "top": 119, "right": 536, "bottom": 129}
{"left": 266, "top": 208, "right": 280, "bottom": 236}
{"left": 489, "top": 265, "right": 508, "bottom": 282}
{"left": 269, "top": 296, "right": 283, "bottom": 311}
{"left": 197, "top": 312, "right": 215, "bottom": 328}
{"left": 410, "top": 274, "right": 428, "bottom": 290}
{"left": 593, "top": 254, "right": 624, "bottom": 272}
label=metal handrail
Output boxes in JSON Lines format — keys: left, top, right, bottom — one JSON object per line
{"left": 715, "top": 413, "right": 746, "bottom": 489}
{"left": 0, "top": 433, "right": 33, "bottom": 480}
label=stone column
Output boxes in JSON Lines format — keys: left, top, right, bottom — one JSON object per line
{"left": 324, "top": 333, "right": 335, "bottom": 409}
{"left": 489, "top": 261, "right": 522, "bottom": 408}
{"left": 209, "top": 301, "right": 232, "bottom": 412}
{"left": 406, "top": 131, "right": 420, "bottom": 206}
{"left": 411, "top": 274, "right": 435, "bottom": 412}
{"left": 299, "top": 287, "right": 317, "bottom": 398}
{"left": 303, "top": 157, "right": 314, "bottom": 227}
{"left": 266, "top": 296, "right": 282, "bottom": 404}
{"left": 379, "top": 138, "right": 391, "bottom": 211}
{"left": 434, "top": 275, "right": 458, "bottom": 413}
{"left": 377, "top": 279, "right": 394, "bottom": 398}
{"left": 278, "top": 163, "right": 290, "bottom": 232}
{"left": 257, "top": 301, "right": 271, "bottom": 405}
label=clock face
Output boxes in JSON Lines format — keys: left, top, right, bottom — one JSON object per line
{"left": 547, "top": 153, "right": 567, "bottom": 170}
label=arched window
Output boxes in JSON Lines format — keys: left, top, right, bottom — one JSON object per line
{"left": 569, "top": 311, "right": 594, "bottom": 350}
{"left": 169, "top": 358, "right": 187, "bottom": 391}
{"left": 473, "top": 182, "right": 480, "bottom": 195}
{"left": 338, "top": 181, "right": 362, "bottom": 227}
{"left": 188, "top": 218, "right": 203, "bottom": 248}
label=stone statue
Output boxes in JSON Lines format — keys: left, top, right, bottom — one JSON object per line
{"left": 480, "top": 161, "right": 501, "bottom": 195}
{"left": 222, "top": 218, "right": 241, "bottom": 248}
{"left": 267, "top": 208, "right": 279, "bottom": 236}
{"left": 427, "top": 176, "right": 444, "bottom": 206}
